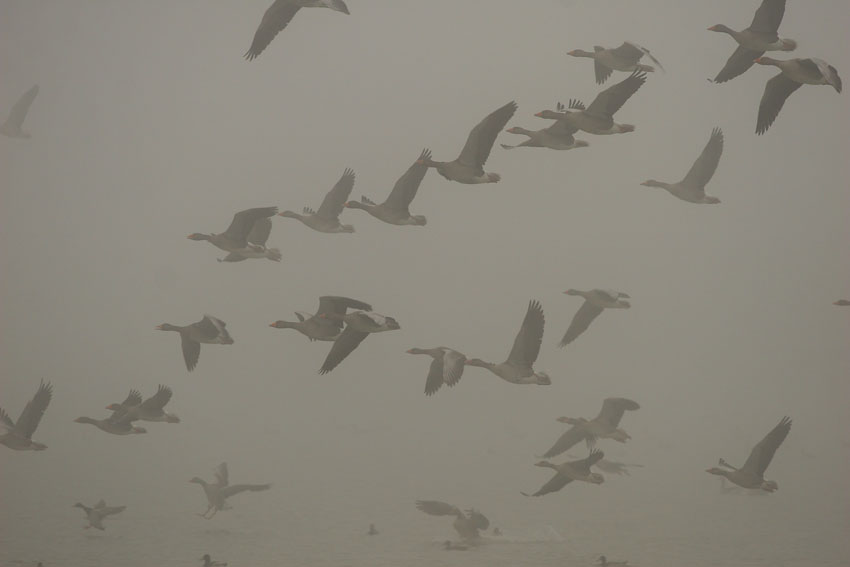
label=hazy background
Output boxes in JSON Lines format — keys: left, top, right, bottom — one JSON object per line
{"left": 1, "top": 1, "right": 849, "bottom": 566}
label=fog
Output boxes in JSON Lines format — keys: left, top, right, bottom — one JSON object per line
{"left": 1, "top": 1, "right": 849, "bottom": 566}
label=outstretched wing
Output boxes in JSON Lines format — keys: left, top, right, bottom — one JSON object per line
{"left": 245, "top": 1, "right": 301, "bottom": 61}
{"left": 596, "top": 398, "right": 640, "bottom": 428}
{"left": 756, "top": 74, "right": 802, "bottom": 135}
{"left": 0, "top": 407, "right": 15, "bottom": 432}
{"left": 681, "top": 128, "right": 724, "bottom": 189}
{"left": 741, "top": 416, "right": 791, "bottom": 476}
{"left": 222, "top": 207, "right": 278, "bottom": 248}
{"left": 4, "top": 84, "right": 39, "bottom": 130}
{"left": 214, "top": 462, "right": 229, "bottom": 486}
{"left": 221, "top": 483, "right": 271, "bottom": 498}
{"left": 540, "top": 424, "right": 587, "bottom": 459}
{"left": 749, "top": 0, "right": 785, "bottom": 37}
{"left": 424, "top": 356, "right": 445, "bottom": 396}
{"left": 180, "top": 335, "right": 201, "bottom": 372}
{"left": 466, "top": 509, "right": 489, "bottom": 530}
{"left": 586, "top": 71, "right": 646, "bottom": 119}
{"left": 140, "top": 385, "right": 173, "bottom": 412}
{"left": 101, "top": 505, "right": 126, "bottom": 517}
{"left": 457, "top": 101, "right": 517, "bottom": 170}
{"left": 246, "top": 217, "right": 272, "bottom": 247}
{"left": 559, "top": 301, "right": 604, "bottom": 347}
{"left": 594, "top": 58, "right": 614, "bottom": 85}
{"left": 522, "top": 472, "right": 572, "bottom": 497}
{"left": 319, "top": 327, "right": 369, "bottom": 374}
{"left": 506, "top": 300, "right": 545, "bottom": 369}
{"left": 713, "top": 45, "right": 763, "bottom": 83}
{"left": 575, "top": 449, "right": 605, "bottom": 474}
{"left": 384, "top": 149, "right": 430, "bottom": 211}
{"left": 14, "top": 380, "right": 52, "bottom": 439}
{"left": 317, "top": 296, "right": 373, "bottom": 320}
{"left": 442, "top": 349, "right": 466, "bottom": 387}
{"left": 415, "top": 500, "right": 461, "bottom": 517}
{"left": 316, "top": 168, "right": 355, "bottom": 220}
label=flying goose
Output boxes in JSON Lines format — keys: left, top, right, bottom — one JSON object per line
{"left": 279, "top": 169, "right": 355, "bottom": 233}
{"left": 559, "top": 289, "right": 630, "bottom": 346}
{"left": 200, "top": 554, "right": 227, "bottom": 567}
{"left": 834, "top": 299, "right": 850, "bottom": 306}
{"left": 415, "top": 500, "right": 489, "bottom": 541}
{"left": 568, "top": 42, "right": 664, "bottom": 84}
{"left": 0, "top": 380, "right": 52, "bottom": 451}
{"left": 245, "top": 0, "right": 350, "bottom": 61}
{"left": 270, "top": 296, "right": 373, "bottom": 341}
{"left": 540, "top": 398, "right": 640, "bottom": 459}
{"left": 318, "top": 311, "right": 400, "bottom": 373}
{"left": 190, "top": 462, "right": 271, "bottom": 519}
{"left": 597, "top": 555, "right": 628, "bottom": 566}
{"left": 417, "top": 102, "right": 517, "bottom": 183}
{"left": 74, "top": 413, "right": 147, "bottom": 436}
{"left": 709, "top": 0, "right": 796, "bottom": 83}
{"left": 406, "top": 347, "right": 467, "bottom": 396}
{"left": 105, "top": 385, "right": 180, "bottom": 423}
{"left": 522, "top": 450, "right": 605, "bottom": 497}
{"left": 535, "top": 72, "right": 646, "bottom": 135}
{"left": 188, "top": 207, "right": 281, "bottom": 262}
{"left": 501, "top": 122, "right": 589, "bottom": 151}
{"left": 156, "top": 315, "right": 234, "bottom": 372}
{"left": 74, "top": 500, "right": 126, "bottom": 530}
{"left": 464, "top": 300, "right": 551, "bottom": 385}
{"left": 754, "top": 57, "right": 842, "bottom": 135}
{"left": 1, "top": 85, "right": 39, "bottom": 138}
{"left": 641, "top": 128, "right": 723, "bottom": 203}
{"left": 345, "top": 150, "right": 430, "bottom": 225}
{"left": 706, "top": 416, "right": 791, "bottom": 491}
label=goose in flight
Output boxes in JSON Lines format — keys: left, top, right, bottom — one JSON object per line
{"left": 279, "top": 169, "right": 356, "bottom": 233}
{"left": 188, "top": 207, "right": 281, "bottom": 262}
{"left": 190, "top": 462, "right": 271, "bottom": 519}
{"left": 406, "top": 347, "right": 467, "bottom": 396}
{"left": 74, "top": 409, "right": 147, "bottom": 435}
{"left": 706, "top": 416, "right": 791, "bottom": 492}
{"left": 270, "top": 296, "right": 372, "bottom": 341}
{"left": 318, "top": 311, "right": 400, "bottom": 374}
{"left": 245, "top": 0, "right": 350, "bottom": 61}
{"left": 156, "top": 315, "right": 234, "bottom": 372}
{"left": 105, "top": 385, "right": 180, "bottom": 424}
{"left": 641, "top": 128, "right": 723, "bottom": 204}
{"left": 709, "top": 0, "right": 796, "bottom": 83}
{"left": 568, "top": 42, "right": 664, "bottom": 84}
{"left": 417, "top": 102, "right": 517, "bottom": 183}
{"left": 540, "top": 398, "right": 640, "bottom": 459}
{"left": 0, "top": 380, "right": 52, "bottom": 451}
{"left": 754, "top": 57, "right": 842, "bottom": 135}
{"left": 559, "top": 289, "right": 630, "bottom": 346}
{"left": 1, "top": 85, "right": 39, "bottom": 138}
{"left": 522, "top": 450, "right": 605, "bottom": 497}
{"left": 500, "top": 122, "right": 589, "bottom": 151}
{"left": 415, "top": 500, "right": 490, "bottom": 541}
{"left": 834, "top": 299, "right": 850, "bottom": 306}
{"left": 535, "top": 72, "right": 646, "bottom": 135}
{"left": 200, "top": 554, "right": 227, "bottom": 567}
{"left": 74, "top": 500, "right": 126, "bottom": 530}
{"left": 345, "top": 150, "right": 430, "bottom": 225}
{"left": 464, "top": 300, "right": 551, "bottom": 385}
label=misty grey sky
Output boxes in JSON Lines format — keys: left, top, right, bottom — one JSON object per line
{"left": 1, "top": 1, "right": 849, "bottom": 565}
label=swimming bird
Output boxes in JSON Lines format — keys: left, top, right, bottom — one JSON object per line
{"left": 0, "top": 380, "right": 52, "bottom": 451}
{"left": 344, "top": 150, "right": 430, "bottom": 225}
{"left": 559, "top": 289, "right": 630, "bottom": 346}
{"left": 245, "top": 0, "right": 350, "bottom": 61}
{"left": 464, "top": 300, "right": 551, "bottom": 385}
{"left": 279, "top": 169, "right": 356, "bottom": 233}
{"left": 522, "top": 450, "right": 605, "bottom": 497}
{"left": 415, "top": 500, "right": 490, "bottom": 541}
{"left": 156, "top": 315, "right": 234, "bottom": 372}
{"left": 188, "top": 207, "right": 281, "bottom": 262}
{"left": 200, "top": 554, "right": 227, "bottom": 567}
{"left": 754, "top": 57, "right": 842, "bottom": 135}
{"left": 641, "top": 128, "right": 724, "bottom": 204}
{"left": 105, "top": 385, "right": 180, "bottom": 424}
{"left": 540, "top": 398, "right": 640, "bottom": 459}
{"left": 270, "top": 296, "right": 373, "bottom": 341}
{"left": 709, "top": 0, "right": 796, "bottom": 83}
{"left": 568, "top": 42, "right": 664, "bottom": 84}
{"left": 190, "top": 462, "right": 271, "bottom": 519}
{"left": 73, "top": 500, "right": 126, "bottom": 530}
{"left": 1, "top": 85, "right": 39, "bottom": 138}
{"left": 706, "top": 416, "right": 791, "bottom": 492}
{"left": 500, "top": 123, "right": 589, "bottom": 151}
{"left": 318, "top": 311, "right": 401, "bottom": 374}
{"left": 406, "top": 347, "right": 467, "bottom": 396}
{"left": 417, "top": 102, "right": 517, "bottom": 183}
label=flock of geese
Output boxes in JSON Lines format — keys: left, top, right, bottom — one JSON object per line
{"left": 1, "top": 0, "right": 847, "bottom": 563}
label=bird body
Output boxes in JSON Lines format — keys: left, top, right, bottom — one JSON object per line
{"left": 522, "top": 450, "right": 606, "bottom": 497}
{"left": 0, "top": 381, "right": 52, "bottom": 450}
{"left": 188, "top": 207, "right": 281, "bottom": 262}
{"left": 74, "top": 500, "right": 126, "bottom": 530}
{"left": 271, "top": 296, "right": 372, "bottom": 341}
{"left": 279, "top": 169, "right": 356, "bottom": 233}
{"left": 501, "top": 125, "right": 588, "bottom": 151}
{"left": 541, "top": 398, "right": 640, "bottom": 458}
{"left": 415, "top": 500, "right": 489, "bottom": 541}
{"left": 641, "top": 128, "right": 724, "bottom": 204}
{"left": 568, "top": 42, "right": 663, "bottom": 84}
{"left": 190, "top": 462, "right": 271, "bottom": 519}
{"left": 156, "top": 315, "right": 233, "bottom": 371}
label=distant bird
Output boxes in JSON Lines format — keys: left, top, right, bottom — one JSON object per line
{"left": 200, "top": 554, "right": 227, "bottom": 567}
{"left": 754, "top": 57, "right": 842, "bottom": 135}
{"left": 1, "top": 84, "right": 39, "bottom": 138}
{"left": 568, "top": 42, "right": 664, "bottom": 84}
{"left": 500, "top": 123, "right": 589, "bottom": 151}
{"left": 190, "top": 462, "right": 271, "bottom": 519}
{"left": 156, "top": 315, "right": 234, "bottom": 372}
{"left": 105, "top": 385, "right": 180, "bottom": 424}
{"left": 641, "top": 128, "right": 724, "bottom": 204}
{"left": 709, "top": 0, "right": 796, "bottom": 84}
{"left": 318, "top": 311, "right": 401, "bottom": 374}
{"left": 540, "top": 398, "right": 640, "bottom": 459}
{"left": 0, "top": 380, "right": 52, "bottom": 451}
{"left": 464, "top": 300, "right": 551, "bottom": 385}
{"left": 188, "top": 207, "right": 281, "bottom": 262}
{"left": 535, "top": 72, "right": 646, "bottom": 135}
{"left": 522, "top": 450, "right": 605, "bottom": 497}
{"left": 567, "top": 454, "right": 644, "bottom": 476}
{"left": 706, "top": 416, "right": 791, "bottom": 492}
{"left": 245, "top": 0, "right": 350, "bottom": 61}
{"left": 492, "top": 527, "right": 502, "bottom": 537}
{"left": 73, "top": 500, "right": 126, "bottom": 530}
{"left": 597, "top": 555, "right": 628, "bottom": 566}
{"left": 415, "top": 500, "right": 490, "bottom": 541}
{"left": 417, "top": 101, "right": 517, "bottom": 183}
{"left": 367, "top": 523, "right": 379, "bottom": 536}
{"left": 406, "top": 347, "right": 467, "bottom": 396}
{"left": 444, "top": 540, "right": 468, "bottom": 551}
{"left": 279, "top": 169, "right": 356, "bottom": 233}
{"left": 270, "top": 296, "right": 373, "bottom": 341}
{"left": 344, "top": 150, "right": 430, "bottom": 225}
{"left": 559, "top": 289, "right": 631, "bottom": 346}
{"left": 834, "top": 299, "right": 850, "bottom": 306}
{"left": 74, "top": 414, "right": 146, "bottom": 436}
